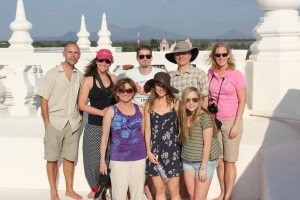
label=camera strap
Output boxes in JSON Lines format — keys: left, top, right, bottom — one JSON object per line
{"left": 94, "top": 72, "right": 114, "bottom": 106}
{"left": 209, "top": 74, "right": 225, "bottom": 117}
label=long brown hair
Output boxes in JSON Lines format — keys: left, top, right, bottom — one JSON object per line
{"left": 147, "top": 85, "right": 175, "bottom": 110}
{"left": 178, "top": 86, "right": 218, "bottom": 144}
{"left": 207, "top": 42, "right": 236, "bottom": 70}
{"left": 84, "top": 57, "right": 113, "bottom": 77}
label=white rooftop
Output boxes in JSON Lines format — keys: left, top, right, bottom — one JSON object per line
{"left": 1, "top": 0, "right": 300, "bottom": 200}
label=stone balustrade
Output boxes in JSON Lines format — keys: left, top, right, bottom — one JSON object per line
{"left": 0, "top": 49, "right": 249, "bottom": 117}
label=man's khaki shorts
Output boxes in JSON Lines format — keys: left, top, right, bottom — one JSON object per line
{"left": 218, "top": 120, "right": 243, "bottom": 162}
{"left": 44, "top": 122, "right": 80, "bottom": 162}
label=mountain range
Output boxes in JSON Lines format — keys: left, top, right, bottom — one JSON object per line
{"left": 33, "top": 24, "right": 252, "bottom": 41}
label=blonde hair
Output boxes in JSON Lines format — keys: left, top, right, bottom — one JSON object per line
{"left": 178, "top": 86, "right": 218, "bottom": 144}
{"left": 207, "top": 42, "right": 236, "bottom": 70}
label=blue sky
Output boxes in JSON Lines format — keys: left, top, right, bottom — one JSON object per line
{"left": 0, "top": 0, "right": 263, "bottom": 40}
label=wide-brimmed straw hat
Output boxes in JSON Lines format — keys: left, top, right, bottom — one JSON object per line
{"left": 165, "top": 41, "right": 199, "bottom": 64}
{"left": 144, "top": 72, "right": 179, "bottom": 94}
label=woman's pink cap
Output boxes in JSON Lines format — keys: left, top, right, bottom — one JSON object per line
{"left": 96, "top": 49, "right": 113, "bottom": 62}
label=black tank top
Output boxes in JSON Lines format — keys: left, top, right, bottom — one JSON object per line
{"left": 88, "top": 75, "right": 114, "bottom": 125}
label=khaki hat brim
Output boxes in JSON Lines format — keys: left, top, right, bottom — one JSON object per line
{"left": 165, "top": 47, "right": 199, "bottom": 64}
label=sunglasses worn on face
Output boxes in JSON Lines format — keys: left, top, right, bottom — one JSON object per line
{"left": 214, "top": 53, "right": 229, "bottom": 58}
{"left": 186, "top": 98, "right": 199, "bottom": 103}
{"left": 138, "top": 54, "right": 152, "bottom": 59}
{"left": 118, "top": 88, "right": 134, "bottom": 94}
{"left": 97, "top": 59, "right": 111, "bottom": 64}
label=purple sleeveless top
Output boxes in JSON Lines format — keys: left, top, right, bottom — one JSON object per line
{"left": 110, "top": 104, "right": 146, "bottom": 161}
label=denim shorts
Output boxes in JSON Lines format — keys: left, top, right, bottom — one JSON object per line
{"left": 182, "top": 159, "right": 218, "bottom": 179}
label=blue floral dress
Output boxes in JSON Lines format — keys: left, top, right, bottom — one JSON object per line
{"left": 146, "top": 106, "right": 182, "bottom": 177}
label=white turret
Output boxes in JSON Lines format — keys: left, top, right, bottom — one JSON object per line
{"left": 97, "top": 13, "right": 112, "bottom": 48}
{"left": 246, "top": 0, "right": 300, "bottom": 120}
{"left": 77, "top": 15, "right": 91, "bottom": 49}
{"left": 8, "top": 0, "right": 34, "bottom": 51}
{"left": 169, "top": 41, "right": 177, "bottom": 51}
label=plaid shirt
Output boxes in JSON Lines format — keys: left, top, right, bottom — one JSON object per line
{"left": 170, "top": 65, "right": 209, "bottom": 99}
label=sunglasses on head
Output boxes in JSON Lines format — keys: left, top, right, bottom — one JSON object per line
{"left": 138, "top": 54, "right": 152, "bottom": 59}
{"left": 214, "top": 53, "right": 229, "bottom": 58}
{"left": 118, "top": 88, "right": 134, "bottom": 94}
{"left": 97, "top": 59, "right": 111, "bottom": 64}
{"left": 186, "top": 98, "right": 199, "bottom": 103}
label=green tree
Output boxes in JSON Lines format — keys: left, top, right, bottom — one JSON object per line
{"left": 150, "top": 39, "right": 159, "bottom": 51}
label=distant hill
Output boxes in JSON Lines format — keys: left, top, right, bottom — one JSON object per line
{"left": 32, "top": 25, "right": 252, "bottom": 41}
{"left": 111, "top": 24, "right": 190, "bottom": 41}
{"left": 214, "top": 28, "right": 253, "bottom": 39}
{"left": 33, "top": 32, "right": 77, "bottom": 41}
{"left": 33, "top": 24, "right": 191, "bottom": 41}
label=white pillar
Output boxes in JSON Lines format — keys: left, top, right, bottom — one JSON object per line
{"left": 97, "top": 13, "right": 112, "bottom": 49}
{"left": 77, "top": 15, "right": 91, "bottom": 49}
{"left": 0, "top": 66, "right": 8, "bottom": 116}
{"left": 245, "top": 0, "right": 300, "bottom": 120}
{"left": 9, "top": 65, "right": 36, "bottom": 116}
{"left": 8, "top": 0, "right": 34, "bottom": 51}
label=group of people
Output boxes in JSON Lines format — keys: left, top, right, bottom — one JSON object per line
{"left": 38, "top": 40, "right": 246, "bottom": 200}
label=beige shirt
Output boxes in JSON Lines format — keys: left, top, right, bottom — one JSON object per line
{"left": 37, "top": 64, "right": 83, "bottom": 131}
{"left": 170, "top": 65, "right": 209, "bottom": 99}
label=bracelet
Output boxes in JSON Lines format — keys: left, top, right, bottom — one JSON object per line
{"left": 200, "top": 168, "right": 207, "bottom": 171}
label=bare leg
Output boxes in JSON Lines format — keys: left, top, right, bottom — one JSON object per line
{"left": 183, "top": 171, "right": 196, "bottom": 200}
{"left": 152, "top": 176, "right": 167, "bottom": 200}
{"left": 63, "top": 158, "right": 82, "bottom": 200}
{"left": 214, "top": 159, "right": 225, "bottom": 200}
{"left": 47, "top": 161, "right": 60, "bottom": 200}
{"left": 224, "top": 161, "right": 236, "bottom": 200}
{"left": 167, "top": 176, "right": 180, "bottom": 200}
{"left": 179, "top": 173, "right": 189, "bottom": 199}
{"left": 144, "top": 176, "right": 154, "bottom": 200}
{"left": 194, "top": 177, "right": 212, "bottom": 200}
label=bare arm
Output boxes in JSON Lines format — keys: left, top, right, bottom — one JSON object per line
{"left": 144, "top": 103, "right": 159, "bottom": 164}
{"left": 110, "top": 74, "right": 117, "bottom": 84}
{"left": 229, "top": 88, "right": 246, "bottom": 139}
{"left": 40, "top": 97, "right": 50, "bottom": 128}
{"left": 175, "top": 98, "right": 180, "bottom": 114}
{"left": 199, "top": 127, "right": 213, "bottom": 182}
{"left": 139, "top": 105, "right": 145, "bottom": 136}
{"left": 78, "top": 76, "right": 107, "bottom": 116}
{"left": 202, "top": 96, "right": 209, "bottom": 110}
{"left": 99, "top": 106, "right": 114, "bottom": 175}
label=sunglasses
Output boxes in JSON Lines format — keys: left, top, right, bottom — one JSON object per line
{"left": 118, "top": 88, "right": 134, "bottom": 94}
{"left": 138, "top": 54, "right": 152, "bottom": 59}
{"left": 186, "top": 98, "right": 199, "bottom": 103}
{"left": 214, "top": 53, "right": 229, "bottom": 58}
{"left": 97, "top": 59, "right": 111, "bottom": 64}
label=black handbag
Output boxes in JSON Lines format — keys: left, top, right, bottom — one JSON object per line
{"left": 94, "top": 171, "right": 111, "bottom": 199}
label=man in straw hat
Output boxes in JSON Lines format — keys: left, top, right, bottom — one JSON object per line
{"left": 166, "top": 40, "right": 209, "bottom": 199}
{"left": 166, "top": 41, "right": 209, "bottom": 109}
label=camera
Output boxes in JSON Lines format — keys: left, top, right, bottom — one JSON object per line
{"left": 208, "top": 103, "right": 218, "bottom": 114}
